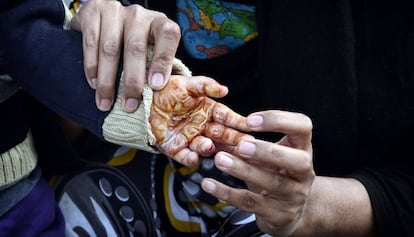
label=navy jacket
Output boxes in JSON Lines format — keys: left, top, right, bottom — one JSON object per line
{"left": 0, "top": 0, "right": 107, "bottom": 154}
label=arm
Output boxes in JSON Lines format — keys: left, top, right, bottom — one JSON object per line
{"left": 1, "top": 0, "right": 106, "bottom": 137}
{"left": 298, "top": 176, "right": 374, "bottom": 237}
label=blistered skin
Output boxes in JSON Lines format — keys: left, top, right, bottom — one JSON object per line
{"left": 149, "top": 75, "right": 250, "bottom": 166}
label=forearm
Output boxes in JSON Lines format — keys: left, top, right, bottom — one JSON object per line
{"left": 295, "top": 176, "right": 375, "bottom": 237}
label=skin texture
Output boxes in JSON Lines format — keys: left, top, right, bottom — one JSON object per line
{"left": 70, "top": 0, "right": 181, "bottom": 112}
{"left": 150, "top": 75, "right": 251, "bottom": 167}
{"left": 201, "top": 110, "right": 375, "bottom": 237}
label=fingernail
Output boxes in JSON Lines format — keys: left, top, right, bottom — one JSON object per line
{"left": 247, "top": 115, "right": 263, "bottom": 127}
{"left": 150, "top": 73, "right": 164, "bottom": 88}
{"left": 124, "top": 98, "right": 139, "bottom": 111}
{"left": 222, "top": 85, "right": 229, "bottom": 95}
{"left": 239, "top": 141, "right": 256, "bottom": 156}
{"left": 218, "top": 153, "right": 233, "bottom": 168}
{"left": 91, "top": 78, "right": 97, "bottom": 89}
{"left": 202, "top": 179, "right": 216, "bottom": 193}
{"left": 99, "top": 98, "right": 112, "bottom": 111}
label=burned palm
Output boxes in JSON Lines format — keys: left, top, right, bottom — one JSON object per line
{"left": 149, "top": 75, "right": 249, "bottom": 166}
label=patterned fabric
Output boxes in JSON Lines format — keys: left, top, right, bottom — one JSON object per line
{"left": 177, "top": 0, "right": 257, "bottom": 59}
{"left": 52, "top": 147, "right": 263, "bottom": 236}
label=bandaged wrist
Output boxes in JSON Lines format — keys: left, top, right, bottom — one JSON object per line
{"left": 102, "top": 80, "right": 158, "bottom": 153}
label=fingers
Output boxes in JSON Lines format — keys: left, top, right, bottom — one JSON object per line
{"left": 74, "top": 0, "right": 124, "bottom": 111}
{"left": 189, "top": 136, "right": 215, "bottom": 157}
{"left": 74, "top": 1, "right": 181, "bottom": 112}
{"left": 201, "top": 178, "right": 267, "bottom": 214}
{"left": 208, "top": 138, "right": 314, "bottom": 218}
{"left": 171, "top": 148, "right": 199, "bottom": 167}
{"left": 147, "top": 15, "right": 181, "bottom": 90}
{"left": 211, "top": 103, "right": 249, "bottom": 130}
{"left": 205, "top": 121, "right": 251, "bottom": 145}
{"left": 121, "top": 7, "right": 180, "bottom": 112}
{"left": 95, "top": 1, "right": 123, "bottom": 111}
{"left": 70, "top": 0, "right": 100, "bottom": 88}
{"left": 201, "top": 143, "right": 315, "bottom": 236}
{"left": 247, "top": 110, "right": 313, "bottom": 150}
{"left": 214, "top": 142, "right": 238, "bottom": 154}
{"left": 121, "top": 5, "right": 149, "bottom": 112}
{"left": 161, "top": 136, "right": 214, "bottom": 168}
{"left": 169, "top": 136, "right": 218, "bottom": 167}
{"left": 236, "top": 139, "right": 314, "bottom": 181}
{"left": 201, "top": 177, "right": 303, "bottom": 235}
{"left": 180, "top": 75, "right": 229, "bottom": 98}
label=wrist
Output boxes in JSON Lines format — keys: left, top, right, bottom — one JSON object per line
{"left": 292, "top": 176, "right": 375, "bottom": 237}
{"left": 102, "top": 81, "right": 158, "bottom": 153}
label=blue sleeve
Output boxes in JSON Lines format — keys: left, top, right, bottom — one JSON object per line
{"left": 0, "top": 0, "right": 107, "bottom": 139}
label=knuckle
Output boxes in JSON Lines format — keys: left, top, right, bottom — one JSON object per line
{"left": 206, "top": 124, "right": 224, "bottom": 140}
{"left": 126, "top": 40, "right": 147, "bottom": 57}
{"left": 153, "top": 10, "right": 167, "bottom": 18}
{"left": 128, "top": 4, "right": 144, "bottom": 17}
{"left": 299, "top": 151, "right": 313, "bottom": 173}
{"left": 152, "top": 51, "right": 175, "bottom": 70}
{"left": 160, "top": 20, "right": 181, "bottom": 40}
{"left": 102, "top": 40, "right": 120, "bottom": 57}
{"left": 240, "top": 192, "right": 257, "bottom": 210}
{"left": 84, "top": 29, "right": 98, "bottom": 48}
{"left": 241, "top": 162, "right": 253, "bottom": 181}
{"left": 96, "top": 80, "right": 114, "bottom": 92}
{"left": 84, "top": 64, "right": 97, "bottom": 78}
{"left": 124, "top": 77, "right": 143, "bottom": 93}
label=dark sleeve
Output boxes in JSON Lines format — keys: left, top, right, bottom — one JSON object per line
{"left": 350, "top": 167, "right": 414, "bottom": 237}
{"left": 0, "top": 0, "right": 107, "bottom": 139}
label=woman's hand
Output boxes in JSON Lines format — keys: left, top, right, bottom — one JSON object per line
{"left": 150, "top": 75, "right": 251, "bottom": 167}
{"left": 70, "top": 0, "right": 181, "bottom": 112}
{"left": 201, "top": 110, "right": 315, "bottom": 236}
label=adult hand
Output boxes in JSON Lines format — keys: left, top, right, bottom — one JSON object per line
{"left": 201, "top": 110, "right": 315, "bottom": 236}
{"left": 70, "top": 0, "right": 181, "bottom": 112}
{"left": 150, "top": 75, "right": 251, "bottom": 167}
